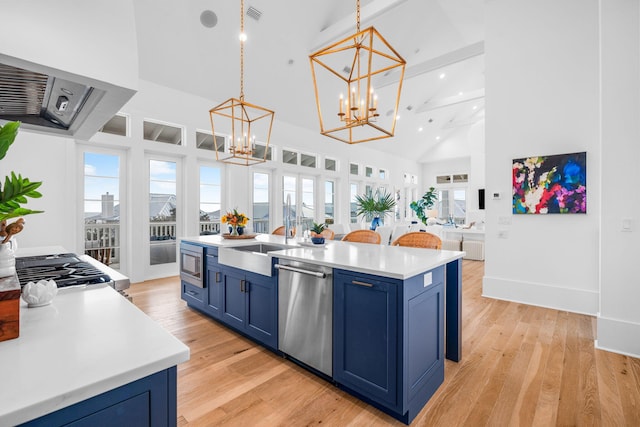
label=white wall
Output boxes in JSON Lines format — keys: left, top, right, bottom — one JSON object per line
{"left": 484, "top": 0, "right": 600, "bottom": 315}
{"left": 597, "top": 0, "right": 640, "bottom": 357}
{"left": 0, "top": 0, "right": 138, "bottom": 89}
{"left": 421, "top": 120, "right": 486, "bottom": 224}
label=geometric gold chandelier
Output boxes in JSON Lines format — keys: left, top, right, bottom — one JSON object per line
{"left": 309, "top": 0, "right": 406, "bottom": 144}
{"left": 210, "top": 0, "right": 274, "bottom": 166}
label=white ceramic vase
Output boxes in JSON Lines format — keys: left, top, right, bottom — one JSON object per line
{"left": 0, "top": 240, "right": 16, "bottom": 278}
{"left": 21, "top": 279, "right": 58, "bottom": 307}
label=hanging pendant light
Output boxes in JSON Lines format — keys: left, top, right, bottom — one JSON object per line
{"left": 210, "top": 0, "right": 274, "bottom": 166}
{"left": 309, "top": 0, "right": 406, "bottom": 144}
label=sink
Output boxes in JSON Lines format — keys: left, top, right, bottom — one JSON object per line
{"left": 231, "top": 243, "right": 291, "bottom": 254}
{"left": 218, "top": 243, "right": 295, "bottom": 276}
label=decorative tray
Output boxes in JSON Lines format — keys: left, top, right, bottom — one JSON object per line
{"left": 222, "top": 233, "right": 257, "bottom": 240}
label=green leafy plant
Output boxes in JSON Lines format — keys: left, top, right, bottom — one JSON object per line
{"left": 355, "top": 188, "right": 396, "bottom": 221}
{"left": 0, "top": 121, "right": 44, "bottom": 221}
{"left": 410, "top": 186, "right": 438, "bottom": 226}
{"left": 310, "top": 222, "right": 326, "bottom": 235}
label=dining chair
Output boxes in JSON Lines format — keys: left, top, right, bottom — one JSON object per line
{"left": 272, "top": 226, "right": 296, "bottom": 236}
{"left": 341, "top": 229, "right": 381, "bottom": 244}
{"left": 320, "top": 229, "right": 335, "bottom": 240}
{"left": 391, "top": 232, "right": 442, "bottom": 249}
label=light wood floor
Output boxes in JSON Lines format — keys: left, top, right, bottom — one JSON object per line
{"left": 128, "top": 261, "right": 640, "bottom": 426}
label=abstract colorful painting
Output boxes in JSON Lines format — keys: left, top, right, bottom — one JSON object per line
{"left": 512, "top": 152, "right": 586, "bottom": 214}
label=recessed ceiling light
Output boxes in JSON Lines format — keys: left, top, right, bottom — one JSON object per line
{"left": 436, "top": 136, "right": 441, "bottom": 141}
{"left": 439, "top": 73, "right": 446, "bottom": 79}
{"left": 472, "top": 105, "right": 478, "bottom": 110}
{"left": 418, "top": 127, "right": 423, "bottom": 132}
{"left": 200, "top": 10, "right": 218, "bottom": 28}
{"left": 458, "top": 91, "right": 463, "bottom": 96}
{"left": 396, "top": 115, "right": 400, "bottom": 120}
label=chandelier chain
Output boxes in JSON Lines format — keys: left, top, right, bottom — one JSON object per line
{"left": 240, "top": 0, "right": 245, "bottom": 100}
{"left": 356, "top": 0, "right": 360, "bottom": 33}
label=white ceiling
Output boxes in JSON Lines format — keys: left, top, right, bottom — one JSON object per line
{"left": 132, "top": 0, "right": 485, "bottom": 161}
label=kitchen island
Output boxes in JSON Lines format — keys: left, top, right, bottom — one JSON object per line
{"left": 180, "top": 234, "right": 463, "bottom": 424}
{"left": 0, "top": 283, "right": 190, "bottom": 426}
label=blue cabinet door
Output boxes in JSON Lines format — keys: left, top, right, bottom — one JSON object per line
{"left": 222, "top": 268, "right": 246, "bottom": 329}
{"left": 206, "top": 254, "right": 222, "bottom": 318}
{"left": 20, "top": 367, "right": 177, "bottom": 427}
{"left": 333, "top": 270, "right": 399, "bottom": 410}
{"left": 244, "top": 271, "right": 277, "bottom": 349}
{"left": 207, "top": 265, "right": 222, "bottom": 318}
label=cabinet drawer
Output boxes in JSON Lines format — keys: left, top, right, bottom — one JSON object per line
{"left": 182, "top": 281, "right": 205, "bottom": 304}
{"left": 403, "top": 265, "right": 444, "bottom": 300}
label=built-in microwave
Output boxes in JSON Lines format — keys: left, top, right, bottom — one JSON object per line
{"left": 180, "top": 242, "right": 204, "bottom": 288}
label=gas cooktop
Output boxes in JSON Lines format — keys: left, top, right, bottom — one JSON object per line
{"left": 15, "top": 253, "right": 113, "bottom": 288}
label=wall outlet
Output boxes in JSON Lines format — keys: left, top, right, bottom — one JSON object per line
{"left": 622, "top": 218, "right": 633, "bottom": 232}
{"left": 492, "top": 191, "right": 501, "bottom": 200}
{"left": 498, "top": 230, "right": 509, "bottom": 239}
{"left": 498, "top": 216, "right": 511, "bottom": 225}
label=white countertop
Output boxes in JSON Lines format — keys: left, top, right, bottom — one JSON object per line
{"left": 183, "top": 234, "right": 465, "bottom": 280}
{"left": 0, "top": 284, "right": 190, "bottom": 426}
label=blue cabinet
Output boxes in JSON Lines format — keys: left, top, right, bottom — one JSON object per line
{"left": 20, "top": 367, "right": 177, "bottom": 427}
{"left": 333, "top": 270, "right": 399, "bottom": 408}
{"left": 333, "top": 267, "right": 445, "bottom": 424}
{"left": 221, "top": 266, "right": 278, "bottom": 349}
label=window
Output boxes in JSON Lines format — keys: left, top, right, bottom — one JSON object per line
{"left": 301, "top": 153, "right": 316, "bottom": 168}
{"left": 283, "top": 175, "right": 315, "bottom": 231}
{"left": 350, "top": 163, "right": 359, "bottom": 175}
{"left": 84, "top": 152, "right": 121, "bottom": 269}
{"left": 325, "top": 180, "right": 335, "bottom": 223}
{"left": 437, "top": 189, "right": 467, "bottom": 224}
{"left": 196, "top": 131, "right": 225, "bottom": 152}
{"left": 325, "top": 158, "right": 337, "bottom": 171}
{"left": 365, "top": 166, "right": 374, "bottom": 178}
{"left": 99, "top": 114, "right": 128, "bottom": 137}
{"left": 301, "top": 178, "right": 314, "bottom": 228}
{"left": 252, "top": 143, "right": 272, "bottom": 161}
{"left": 199, "top": 166, "right": 221, "bottom": 235}
{"left": 283, "top": 149, "right": 298, "bottom": 165}
{"left": 437, "top": 173, "right": 468, "bottom": 184}
{"left": 149, "top": 160, "right": 177, "bottom": 265}
{"left": 350, "top": 183, "right": 358, "bottom": 223}
{"left": 379, "top": 169, "right": 386, "bottom": 179}
{"left": 283, "top": 175, "right": 297, "bottom": 226}
{"left": 253, "top": 172, "right": 270, "bottom": 233}
{"left": 143, "top": 120, "right": 183, "bottom": 145}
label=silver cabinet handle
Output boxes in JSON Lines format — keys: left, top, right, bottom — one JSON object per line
{"left": 352, "top": 280, "right": 373, "bottom": 288}
{"left": 215, "top": 271, "right": 221, "bottom": 282}
{"left": 275, "top": 263, "right": 326, "bottom": 278}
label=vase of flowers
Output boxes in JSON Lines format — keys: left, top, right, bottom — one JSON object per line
{"left": 221, "top": 209, "right": 249, "bottom": 236}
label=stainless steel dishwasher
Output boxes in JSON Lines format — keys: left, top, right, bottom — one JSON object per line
{"left": 276, "top": 260, "right": 333, "bottom": 376}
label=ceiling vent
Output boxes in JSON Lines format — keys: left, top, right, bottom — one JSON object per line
{"left": 246, "top": 6, "right": 262, "bottom": 21}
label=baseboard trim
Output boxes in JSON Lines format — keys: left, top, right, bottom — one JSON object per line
{"left": 596, "top": 316, "right": 640, "bottom": 358}
{"left": 482, "top": 275, "right": 598, "bottom": 316}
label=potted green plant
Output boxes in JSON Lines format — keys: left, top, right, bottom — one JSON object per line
{"left": 410, "top": 186, "right": 438, "bottom": 226}
{"left": 355, "top": 189, "right": 396, "bottom": 230}
{"left": 0, "top": 121, "right": 43, "bottom": 223}
{"left": 0, "top": 121, "right": 43, "bottom": 277}
{"left": 310, "top": 222, "right": 326, "bottom": 244}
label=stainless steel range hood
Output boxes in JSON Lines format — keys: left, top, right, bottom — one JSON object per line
{"left": 0, "top": 56, "right": 137, "bottom": 140}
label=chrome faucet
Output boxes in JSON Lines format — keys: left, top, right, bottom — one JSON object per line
{"left": 285, "top": 194, "right": 292, "bottom": 244}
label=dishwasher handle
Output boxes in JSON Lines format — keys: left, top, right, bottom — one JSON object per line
{"left": 275, "top": 263, "right": 327, "bottom": 279}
